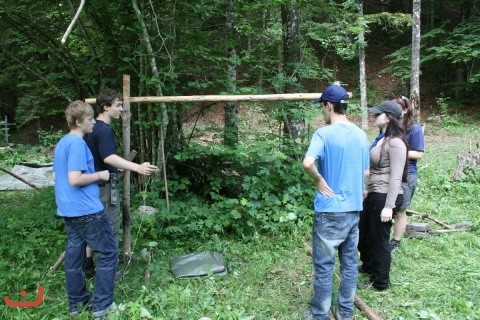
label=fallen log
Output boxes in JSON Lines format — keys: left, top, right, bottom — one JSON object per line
{"left": 0, "top": 166, "right": 40, "bottom": 190}
{"left": 302, "top": 239, "right": 383, "bottom": 320}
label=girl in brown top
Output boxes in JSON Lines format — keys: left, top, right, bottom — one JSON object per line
{"left": 357, "top": 101, "right": 408, "bottom": 291}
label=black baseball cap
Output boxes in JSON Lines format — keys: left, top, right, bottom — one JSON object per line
{"left": 368, "top": 101, "right": 402, "bottom": 119}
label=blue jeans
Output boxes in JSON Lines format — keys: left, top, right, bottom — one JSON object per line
{"left": 310, "top": 211, "right": 360, "bottom": 320}
{"left": 64, "top": 210, "right": 118, "bottom": 317}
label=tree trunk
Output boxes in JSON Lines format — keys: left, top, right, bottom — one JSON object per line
{"left": 121, "top": 75, "right": 132, "bottom": 265}
{"left": 358, "top": 2, "right": 368, "bottom": 130}
{"left": 224, "top": 0, "right": 239, "bottom": 146}
{"left": 410, "top": 0, "right": 421, "bottom": 123}
{"left": 455, "top": 64, "right": 465, "bottom": 100}
{"left": 137, "top": 57, "right": 147, "bottom": 163}
{"left": 450, "top": 152, "right": 480, "bottom": 181}
{"left": 132, "top": 0, "right": 168, "bottom": 170}
{"left": 281, "top": 0, "right": 304, "bottom": 141}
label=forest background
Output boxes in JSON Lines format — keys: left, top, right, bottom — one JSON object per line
{"left": 0, "top": 0, "right": 480, "bottom": 319}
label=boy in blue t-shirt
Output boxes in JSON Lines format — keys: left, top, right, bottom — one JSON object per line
{"left": 303, "top": 85, "right": 369, "bottom": 320}
{"left": 53, "top": 100, "right": 118, "bottom": 318}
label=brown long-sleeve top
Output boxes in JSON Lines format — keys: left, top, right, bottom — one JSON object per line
{"left": 367, "top": 137, "right": 407, "bottom": 209}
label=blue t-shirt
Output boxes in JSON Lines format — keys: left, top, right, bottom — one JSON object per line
{"left": 53, "top": 134, "right": 104, "bottom": 217}
{"left": 406, "top": 124, "right": 425, "bottom": 174}
{"left": 305, "top": 123, "right": 369, "bottom": 213}
{"left": 84, "top": 120, "right": 118, "bottom": 173}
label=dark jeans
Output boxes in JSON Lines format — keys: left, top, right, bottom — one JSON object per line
{"left": 358, "top": 192, "right": 402, "bottom": 290}
{"left": 64, "top": 210, "right": 118, "bottom": 317}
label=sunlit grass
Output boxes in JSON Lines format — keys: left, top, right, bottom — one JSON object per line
{"left": 0, "top": 125, "right": 479, "bottom": 319}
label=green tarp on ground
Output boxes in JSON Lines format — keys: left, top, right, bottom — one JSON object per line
{"left": 170, "top": 251, "right": 227, "bottom": 278}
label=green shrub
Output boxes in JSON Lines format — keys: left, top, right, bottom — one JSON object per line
{"left": 131, "top": 138, "right": 313, "bottom": 238}
{"left": 37, "top": 127, "right": 65, "bottom": 147}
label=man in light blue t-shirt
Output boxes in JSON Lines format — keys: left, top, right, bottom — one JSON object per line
{"left": 303, "top": 85, "right": 369, "bottom": 320}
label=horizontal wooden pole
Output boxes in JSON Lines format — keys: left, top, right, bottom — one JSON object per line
{"left": 85, "top": 92, "right": 352, "bottom": 104}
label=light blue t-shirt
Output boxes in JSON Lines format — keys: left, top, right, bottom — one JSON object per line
{"left": 305, "top": 123, "right": 369, "bottom": 213}
{"left": 53, "top": 134, "right": 104, "bottom": 217}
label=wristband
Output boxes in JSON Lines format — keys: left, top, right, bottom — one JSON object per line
{"left": 97, "top": 172, "right": 101, "bottom": 181}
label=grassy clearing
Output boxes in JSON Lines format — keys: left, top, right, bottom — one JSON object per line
{"left": 0, "top": 124, "right": 479, "bottom": 319}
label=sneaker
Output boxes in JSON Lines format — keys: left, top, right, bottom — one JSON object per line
{"left": 335, "top": 308, "right": 352, "bottom": 320}
{"left": 69, "top": 304, "right": 92, "bottom": 317}
{"left": 390, "top": 239, "right": 400, "bottom": 255}
{"left": 358, "top": 280, "right": 385, "bottom": 292}
{"left": 302, "top": 310, "right": 313, "bottom": 320}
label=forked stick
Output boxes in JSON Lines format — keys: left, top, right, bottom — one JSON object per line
{"left": 406, "top": 210, "right": 453, "bottom": 229}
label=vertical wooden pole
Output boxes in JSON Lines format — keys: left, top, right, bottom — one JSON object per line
{"left": 410, "top": 0, "right": 422, "bottom": 123}
{"left": 359, "top": 2, "right": 369, "bottom": 130}
{"left": 122, "top": 74, "right": 132, "bottom": 265}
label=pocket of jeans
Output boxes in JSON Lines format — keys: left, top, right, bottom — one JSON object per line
{"left": 72, "top": 214, "right": 102, "bottom": 236}
{"left": 318, "top": 213, "right": 344, "bottom": 240}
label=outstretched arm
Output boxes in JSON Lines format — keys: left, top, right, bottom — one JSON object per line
{"left": 104, "top": 154, "right": 157, "bottom": 175}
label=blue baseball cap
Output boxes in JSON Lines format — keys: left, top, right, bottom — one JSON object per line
{"left": 313, "top": 85, "right": 349, "bottom": 104}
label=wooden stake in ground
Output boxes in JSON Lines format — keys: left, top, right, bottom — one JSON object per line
{"left": 0, "top": 166, "right": 40, "bottom": 190}
{"left": 302, "top": 239, "right": 383, "bottom": 320}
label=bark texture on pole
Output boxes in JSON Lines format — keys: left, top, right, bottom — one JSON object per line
{"left": 224, "top": 0, "right": 239, "bottom": 146}
{"left": 122, "top": 75, "right": 132, "bottom": 265}
{"left": 85, "top": 93, "right": 344, "bottom": 104}
{"left": 410, "top": 0, "right": 421, "bottom": 123}
{"left": 281, "top": 0, "right": 304, "bottom": 141}
{"left": 358, "top": 2, "right": 368, "bottom": 130}
{"left": 132, "top": 0, "right": 168, "bottom": 170}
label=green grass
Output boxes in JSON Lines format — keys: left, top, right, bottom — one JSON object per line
{"left": 0, "top": 124, "right": 479, "bottom": 319}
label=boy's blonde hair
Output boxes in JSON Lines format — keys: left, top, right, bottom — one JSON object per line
{"left": 65, "top": 100, "right": 94, "bottom": 129}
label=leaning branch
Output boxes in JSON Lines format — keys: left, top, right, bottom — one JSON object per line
{"left": 0, "top": 166, "right": 40, "bottom": 190}
{"left": 61, "top": 0, "right": 86, "bottom": 44}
